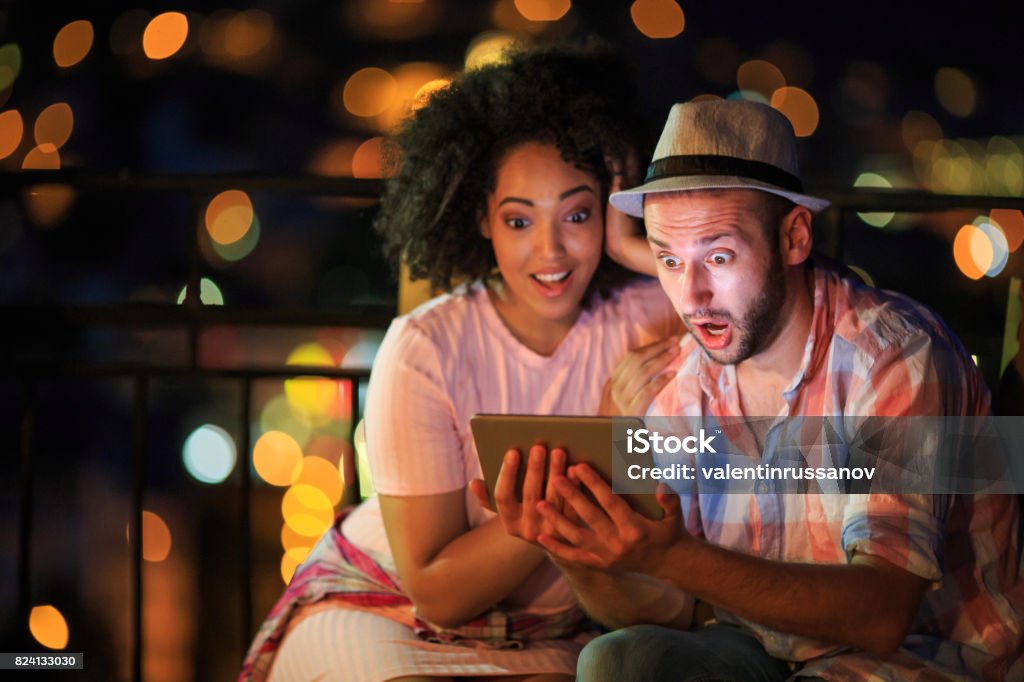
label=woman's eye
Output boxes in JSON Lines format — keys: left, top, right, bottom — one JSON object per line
{"left": 566, "top": 210, "right": 590, "bottom": 224}
{"left": 505, "top": 217, "right": 529, "bottom": 229}
{"left": 659, "top": 255, "right": 681, "bottom": 269}
{"left": 708, "top": 253, "right": 732, "bottom": 265}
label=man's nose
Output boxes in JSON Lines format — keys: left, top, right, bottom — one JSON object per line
{"left": 677, "top": 265, "right": 712, "bottom": 313}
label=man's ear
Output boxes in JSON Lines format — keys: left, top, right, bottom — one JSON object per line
{"left": 780, "top": 205, "right": 813, "bottom": 266}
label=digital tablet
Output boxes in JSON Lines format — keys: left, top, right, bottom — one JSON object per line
{"left": 470, "top": 414, "right": 663, "bottom": 520}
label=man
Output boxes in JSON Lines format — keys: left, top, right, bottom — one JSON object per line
{"left": 479, "top": 100, "right": 1023, "bottom": 680}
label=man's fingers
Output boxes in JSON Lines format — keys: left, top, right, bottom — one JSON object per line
{"left": 655, "top": 483, "right": 683, "bottom": 523}
{"left": 537, "top": 533, "right": 603, "bottom": 567}
{"left": 571, "top": 463, "right": 636, "bottom": 526}
{"left": 553, "top": 473, "right": 614, "bottom": 532}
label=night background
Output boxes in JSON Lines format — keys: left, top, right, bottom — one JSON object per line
{"left": 1, "top": 1, "right": 1022, "bottom": 679}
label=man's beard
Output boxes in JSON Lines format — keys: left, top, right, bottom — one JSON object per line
{"left": 686, "top": 252, "right": 788, "bottom": 365}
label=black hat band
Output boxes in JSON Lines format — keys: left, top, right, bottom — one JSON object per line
{"left": 645, "top": 154, "right": 804, "bottom": 193}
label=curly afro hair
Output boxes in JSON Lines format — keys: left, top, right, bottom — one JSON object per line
{"left": 375, "top": 41, "right": 650, "bottom": 300}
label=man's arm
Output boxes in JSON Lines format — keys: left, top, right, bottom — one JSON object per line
{"left": 540, "top": 465, "right": 929, "bottom": 655}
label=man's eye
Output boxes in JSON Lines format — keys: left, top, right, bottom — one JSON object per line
{"left": 659, "top": 255, "right": 681, "bottom": 269}
{"left": 709, "top": 253, "right": 732, "bottom": 265}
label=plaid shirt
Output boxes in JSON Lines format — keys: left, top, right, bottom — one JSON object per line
{"left": 650, "top": 266, "right": 1023, "bottom": 680}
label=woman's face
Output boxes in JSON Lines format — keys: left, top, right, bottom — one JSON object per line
{"left": 481, "top": 142, "right": 604, "bottom": 331}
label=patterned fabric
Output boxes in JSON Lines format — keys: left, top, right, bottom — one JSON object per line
{"left": 239, "top": 511, "right": 586, "bottom": 682}
{"left": 650, "top": 265, "right": 1024, "bottom": 680}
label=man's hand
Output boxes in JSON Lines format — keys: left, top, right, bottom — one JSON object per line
{"left": 599, "top": 337, "right": 680, "bottom": 416}
{"left": 469, "top": 445, "right": 570, "bottom": 543}
{"left": 536, "top": 463, "right": 685, "bottom": 572}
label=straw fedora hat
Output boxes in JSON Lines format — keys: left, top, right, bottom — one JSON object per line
{"left": 610, "top": 99, "right": 830, "bottom": 217}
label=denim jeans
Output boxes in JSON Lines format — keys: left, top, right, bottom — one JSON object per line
{"left": 577, "top": 623, "right": 797, "bottom": 682}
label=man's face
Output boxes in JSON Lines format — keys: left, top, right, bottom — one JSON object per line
{"left": 645, "top": 189, "right": 787, "bottom": 365}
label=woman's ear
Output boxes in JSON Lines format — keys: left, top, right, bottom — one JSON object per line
{"left": 780, "top": 205, "right": 813, "bottom": 266}
{"left": 479, "top": 215, "right": 492, "bottom": 239}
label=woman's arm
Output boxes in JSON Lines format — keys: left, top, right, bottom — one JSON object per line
{"left": 604, "top": 152, "right": 657, "bottom": 276}
{"left": 379, "top": 490, "right": 548, "bottom": 629}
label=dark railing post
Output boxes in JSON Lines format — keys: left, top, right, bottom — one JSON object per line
{"left": 16, "top": 380, "right": 36, "bottom": 648}
{"left": 238, "top": 377, "right": 253, "bottom": 658}
{"left": 187, "top": 192, "right": 204, "bottom": 369}
{"left": 131, "top": 375, "right": 149, "bottom": 682}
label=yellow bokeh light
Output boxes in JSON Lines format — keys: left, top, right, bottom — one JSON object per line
{"left": 285, "top": 545, "right": 312, "bottom": 564}
{"left": 285, "top": 343, "right": 338, "bottom": 421}
{"left": 293, "top": 456, "right": 344, "bottom": 506}
{"left": 282, "top": 483, "right": 334, "bottom": 537}
{"left": 900, "top": 110, "right": 942, "bottom": 153}
{"left": 953, "top": 224, "right": 988, "bottom": 280}
{"left": 853, "top": 172, "right": 895, "bottom": 228}
{"left": 126, "top": 510, "right": 173, "bottom": 562}
{"left": 412, "top": 78, "right": 451, "bottom": 110}
{"left": 935, "top": 67, "right": 976, "bottom": 118}
{"left": 343, "top": 67, "right": 397, "bottom": 118}
{"left": 630, "top": 0, "right": 685, "bottom": 39}
{"left": 0, "top": 109, "right": 23, "bottom": 159}
{"left": 281, "top": 522, "right": 317, "bottom": 555}
{"left": 0, "top": 43, "right": 22, "bottom": 91}
{"left": 770, "top": 86, "right": 819, "bottom": 137}
{"left": 23, "top": 143, "right": 61, "bottom": 169}
{"left": 352, "top": 137, "right": 384, "bottom": 179}
{"left": 260, "top": 393, "right": 313, "bottom": 447}
{"left": 991, "top": 208, "right": 1024, "bottom": 252}
{"left": 143, "top": 12, "right": 189, "bottom": 61}
{"left": 253, "top": 430, "right": 304, "bottom": 486}
{"left": 53, "top": 20, "right": 94, "bottom": 68}
{"left": 737, "top": 60, "right": 786, "bottom": 100}
{"left": 514, "top": 0, "right": 571, "bottom": 22}
{"left": 205, "top": 189, "right": 253, "bottom": 245}
{"left": 281, "top": 553, "right": 300, "bottom": 584}
{"left": 34, "top": 103, "right": 74, "bottom": 149}
{"left": 465, "top": 32, "right": 519, "bottom": 71}
{"left": 30, "top": 605, "right": 69, "bottom": 650}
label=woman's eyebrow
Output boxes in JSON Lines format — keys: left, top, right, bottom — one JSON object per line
{"left": 497, "top": 185, "right": 595, "bottom": 207}
{"left": 497, "top": 196, "right": 532, "bottom": 207}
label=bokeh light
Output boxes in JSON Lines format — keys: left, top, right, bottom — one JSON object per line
{"left": 0, "top": 109, "right": 24, "bottom": 160}
{"left": 0, "top": 43, "right": 22, "bottom": 91}
{"left": 254, "top": 430, "right": 304, "bottom": 486}
{"left": 343, "top": 67, "right": 397, "bottom": 118}
{"left": 352, "top": 137, "right": 384, "bottom": 179}
{"left": 24, "top": 185, "right": 75, "bottom": 228}
{"left": 631, "top": 0, "right": 685, "bottom": 39}
{"left": 292, "top": 456, "right": 344, "bottom": 506}
{"left": 205, "top": 189, "right": 254, "bottom": 246}
{"left": 953, "top": 224, "right": 990, "bottom": 280}
{"left": 281, "top": 522, "right": 317, "bottom": 557}
{"left": 847, "top": 265, "right": 876, "bottom": 288}
{"left": 176, "top": 278, "right": 225, "bottom": 305}
{"left": 976, "top": 218, "right": 1009, "bottom": 277}
{"left": 143, "top": 12, "right": 189, "bottom": 61}
{"left": 280, "top": 553, "right": 301, "bottom": 584}
{"left": 413, "top": 79, "right": 451, "bottom": 110}
{"left": 110, "top": 10, "right": 151, "bottom": 56}
{"left": 728, "top": 90, "right": 769, "bottom": 105}
{"left": 696, "top": 38, "right": 742, "bottom": 85}
{"left": 340, "top": 339, "right": 381, "bottom": 368}
{"left": 23, "top": 143, "right": 61, "bottom": 170}
{"left": 285, "top": 343, "right": 339, "bottom": 422}
{"left": 935, "top": 67, "right": 976, "bottom": 118}
{"left": 182, "top": 424, "right": 236, "bottom": 484}
{"left": 353, "top": 418, "right": 374, "bottom": 498}
{"left": 493, "top": 0, "right": 550, "bottom": 34}
{"left": 737, "top": 60, "right": 785, "bottom": 100}
{"left": 199, "top": 9, "right": 275, "bottom": 69}
{"left": 990, "top": 208, "right": 1024, "bottom": 252}
{"left": 514, "top": 0, "right": 571, "bottom": 22}
{"left": 53, "top": 20, "right": 94, "bottom": 68}
{"left": 29, "top": 605, "right": 68, "bottom": 650}
{"left": 465, "top": 32, "right": 518, "bottom": 70}
{"left": 209, "top": 214, "right": 261, "bottom": 263}
{"left": 769, "top": 86, "right": 819, "bottom": 137}
{"left": 34, "top": 103, "right": 74, "bottom": 149}
{"left": 281, "top": 483, "right": 334, "bottom": 537}
{"left": 126, "top": 510, "right": 173, "bottom": 562}
{"left": 343, "top": 0, "right": 440, "bottom": 41}
{"left": 853, "top": 172, "right": 895, "bottom": 228}
{"left": 760, "top": 42, "right": 813, "bottom": 88}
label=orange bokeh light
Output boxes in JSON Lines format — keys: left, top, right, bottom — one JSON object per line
{"left": 292, "top": 455, "right": 344, "bottom": 506}
{"left": 53, "top": 20, "right": 94, "bottom": 68}
{"left": 34, "top": 103, "right": 74, "bottom": 149}
{"left": 737, "top": 60, "right": 786, "bottom": 100}
{"left": 770, "top": 87, "right": 819, "bottom": 137}
{"left": 205, "top": 189, "right": 254, "bottom": 245}
{"left": 143, "top": 12, "right": 189, "bottom": 60}
{"left": 29, "top": 605, "right": 69, "bottom": 650}
{"left": 0, "top": 109, "right": 23, "bottom": 159}
{"left": 514, "top": 0, "right": 571, "bottom": 22}
{"left": 126, "top": 510, "right": 173, "bottom": 562}
{"left": 343, "top": 67, "right": 397, "bottom": 118}
{"left": 253, "top": 430, "right": 304, "bottom": 486}
{"left": 23, "top": 143, "right": 60, "bottom": 169}
{"left": 352, "top": 137, "right": 384, "bottom": 179}
{"left": 631, "top": 0, "right": 685, "bottom": 39}
{"left": 953, "top": 224, "right": 988, "bottom": 280}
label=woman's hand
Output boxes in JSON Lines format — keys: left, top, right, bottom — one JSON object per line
{"left": 604, "top": 151, "right": 657, "bottom": 276}
{"left": 599, "top": 336, "right": 680, "bottom": 416}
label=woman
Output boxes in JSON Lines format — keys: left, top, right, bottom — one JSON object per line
{"left": 242, "top": 43, "right": 682, "bottom": 682}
